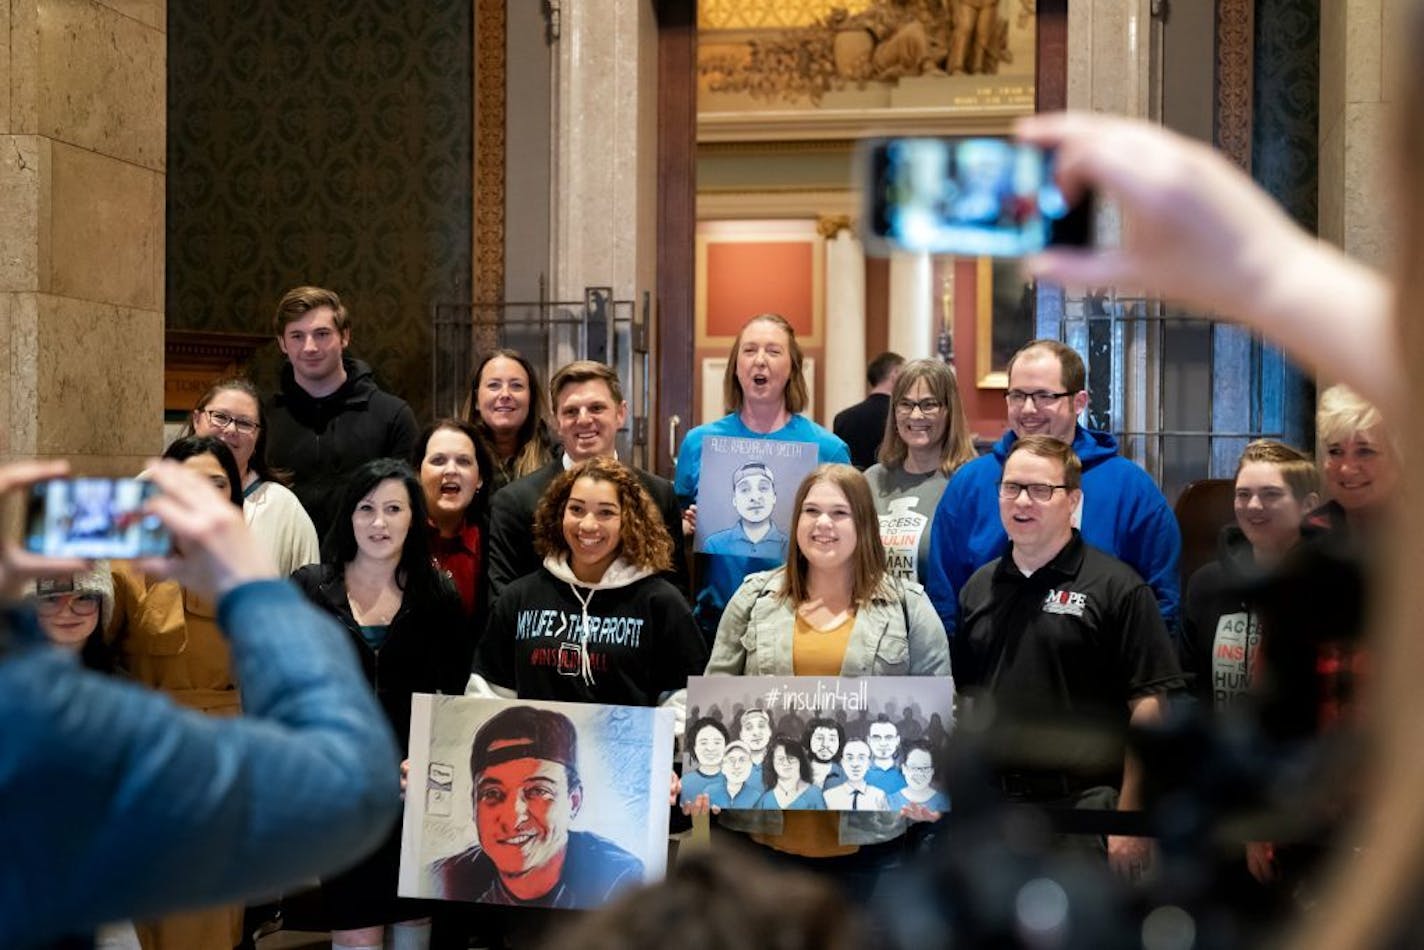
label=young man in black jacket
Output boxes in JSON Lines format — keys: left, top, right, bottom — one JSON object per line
{"left": 264, "top": 285, "right": 419, "bottom": 539}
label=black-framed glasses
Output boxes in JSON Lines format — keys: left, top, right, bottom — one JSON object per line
{"left": 895, "top": 398, "right": 943, "bottom": 416}
{"left": 998, "top": 481, "right": 1069, "bottom": 502}
{"left": 1005, "top": 390, "right": 1074, "bottom": 408}
{"left": 36, "top": 593, "right": 101, "bottom": 616}
{"left": 202, "top": 408, "right": 259, "bottom": 435}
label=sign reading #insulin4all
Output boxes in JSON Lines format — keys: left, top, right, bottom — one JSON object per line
{"left": 682, "top": 676, "right": 955, "bottom": 813}
{"left": 398, "top": 694, "right": 675, "bottom": 910}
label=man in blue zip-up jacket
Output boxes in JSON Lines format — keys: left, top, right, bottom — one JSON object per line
{"left": 926, "top": 341, "right": 1181, "bottom": 637}
{"left": 0, "top": 459, "right": 401, "bottom": 948}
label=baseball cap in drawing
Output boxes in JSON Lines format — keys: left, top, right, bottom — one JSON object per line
{"left": 732, "top": 461, "right": 775, "bottom": 489}
{"left": 470, "top": 705, "right": 579, "bottom": 781}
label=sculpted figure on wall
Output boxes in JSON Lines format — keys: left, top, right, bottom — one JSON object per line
{"left": 701, "top": 0, "right": 1027, "bottom": 105}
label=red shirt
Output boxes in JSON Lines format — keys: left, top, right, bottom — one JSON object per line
{"left": 429, "top": 522, "right": 482, "bottom": 616}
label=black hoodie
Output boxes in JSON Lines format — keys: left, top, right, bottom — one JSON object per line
{"left": 1179, "top": 523, "right": 1322, "bottom": 708}
{"left": 265, "top": 356, "right": 419, "bottom": 539}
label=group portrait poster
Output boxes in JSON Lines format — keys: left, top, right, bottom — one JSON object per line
{"left": 681, "top": 675, "right": 954, "bottom": 813}
{"left": 693, "top": 436, "right": 822, "bottom": 558}
{"left": 399, "top": 694, "right": 675, "bottom": 909}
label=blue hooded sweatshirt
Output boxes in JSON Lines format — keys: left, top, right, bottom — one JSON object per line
{"left": 924, "top": 426, "right": 1181, "bottom": 637}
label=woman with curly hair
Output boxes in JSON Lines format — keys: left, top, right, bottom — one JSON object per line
{"left": 468, "top": 456, "right": 707, "bottom": 711}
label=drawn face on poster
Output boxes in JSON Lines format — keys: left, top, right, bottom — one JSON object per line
{"left": 680, "top": 676, "right": 953, "bottom": 812}
{"left": 738, "top": 708, "right": 772, "bottom": 760}
{"left": 401, "top": 696, "right": 674, "bottom": 909}
{"left": 694, "top": 436, "right": 820, "bottom": 558}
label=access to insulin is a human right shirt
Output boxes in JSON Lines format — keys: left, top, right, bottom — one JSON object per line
{"left": 674, "top": 413, "right": 849, "bottom": 629}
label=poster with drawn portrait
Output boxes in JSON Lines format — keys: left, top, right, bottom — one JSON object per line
{"left": 681, "top": 676, "right": 954, "bottom": 813}
{"left": 693, "top": 436, "right": 821, "bottom": 558}
{"left": 399, "top": 694, "right": 675, "bottom": 909}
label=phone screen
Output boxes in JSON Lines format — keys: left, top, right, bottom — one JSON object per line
{"left": 25, "top": 478, "right": 171, "bottom": 559}
{"left": 862, "top": 137, "right": 1091, "bottom": 257}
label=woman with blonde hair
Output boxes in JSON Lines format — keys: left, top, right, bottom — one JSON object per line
{"left": 1310, "top": 383, "right": 1397, "bottom": 539}
{"left": 864, "top": 359, "right": 976, "bottom": 583}
{"left": 695, "top": 464, "right": 950, "bottom": 903}
{"left": 674, "top": 314, "right": 851, "bottom": 641}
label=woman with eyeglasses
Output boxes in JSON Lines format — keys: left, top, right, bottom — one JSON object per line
{"left": 293, "top": 458, "right": 466, "bottom": 950}
{"left": 26, "top": 567, "right": 142, "bottom": 949}
{"left": 185, "top": 376, "right": 319, "bottom": 575}
{"left": 107, "top": 436, "right": 249, "bottom": 950}
{"left": 695, "top": 464, "right": 951, "bottom": 909}
{"left": 864, "top": 360, "right": 977, "bottom": 585}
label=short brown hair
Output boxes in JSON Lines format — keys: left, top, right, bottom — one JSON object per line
{"left": 532, "top": 456, "right": 672, "bottom": 573}
{"left": 1006, "top": 339, "right": 1086, "bottom": 393}
{"left": 273, "top": 285, "right": 349, "bottom": 335}
{"left": 876, "top": 359, "right": 978, "bottom": 475}
{"left": 549, "top": 360, "right": 625, "bottom": 411}
{"left": 1005, "top": 435, "right": 1083, "bottom": 491}
{"left": 781, "top": 464, "right": 886, "bottom": 606}
{"left": 1235, "top": 439, "right": 1320, "bottom": 502}
{"left": 723, "top": 314, "right": 809, "bottom": 415}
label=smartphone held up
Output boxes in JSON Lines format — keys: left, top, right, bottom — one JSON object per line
{"left": 25, "top": 478, "right": 171, "bottom": 559}
{"left": 861, "top": 136, "right": 1093, "bottom": 258}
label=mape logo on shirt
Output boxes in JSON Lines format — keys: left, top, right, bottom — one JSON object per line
{"left": 1042, "top": 588, "right": 1088, "bottom": 617}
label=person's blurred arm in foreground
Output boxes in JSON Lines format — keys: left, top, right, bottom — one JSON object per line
{"left": 0, "top": 459, "right": 401, "bottom": 947}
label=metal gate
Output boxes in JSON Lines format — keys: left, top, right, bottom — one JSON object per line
{"left": 432, "top": 288, "right": 652, "bottom": 470}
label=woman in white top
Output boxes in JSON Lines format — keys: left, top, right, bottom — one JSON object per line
{"left": 186, "top": 377, "right": 320, "bottom": 575}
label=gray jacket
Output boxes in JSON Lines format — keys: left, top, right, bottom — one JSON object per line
{"left": 705, "top": 568, "right": 952, "bottom": 844}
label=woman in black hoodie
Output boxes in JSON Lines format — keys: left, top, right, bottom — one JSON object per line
{"left": 293, "top": 458, "right": 465, "bottom": 950}
{"left": 469, "top": 456, "right": 706, "bottom": 715}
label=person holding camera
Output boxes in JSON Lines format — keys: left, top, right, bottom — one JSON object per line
{"left": 0, "top": 457, "right": 400, "bottom": 948}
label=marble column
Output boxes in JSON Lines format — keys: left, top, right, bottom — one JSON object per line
{"left": 548, "top": 0, "right": 658, "bottom": 368}
{"left": 820, "top": 220, "right": 866, "bottom": 424}
{"left": 0, "top": 0, "right": 166, "bottom": 474}
{"left": 1319, "top": 0, "right": 1391, "bottom": 270}
{"left": 886, "top": 251, "right": 933, "bottom": 360}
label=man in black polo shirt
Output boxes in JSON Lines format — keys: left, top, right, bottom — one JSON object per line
{"left": 955, "top": 436, "right": 1182, "bottom": 878}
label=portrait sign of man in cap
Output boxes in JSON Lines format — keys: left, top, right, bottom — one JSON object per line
{"left": 431, "top": 705, "right": 644, "bottom": 908}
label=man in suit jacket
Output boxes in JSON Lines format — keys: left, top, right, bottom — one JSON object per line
{"left": 487, "top": 361, "right": 689, "bottom": 599}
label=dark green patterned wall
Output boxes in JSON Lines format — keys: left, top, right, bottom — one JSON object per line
{"left": 1253, "top": 0, "right": 1318, "bottom": 448}
{"left": 167, "top": 2, "right": 474, "bottom": 421}
{"left": 1253, "top": 0, "right": 1319, "bottom": 232}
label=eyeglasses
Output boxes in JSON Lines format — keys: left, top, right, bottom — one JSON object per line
{"left": 998, "top": 481, "right": 1069, "bottom": 502}
{"left": 36, "top": 593, "right": 101, "bottom": 616}
{"left": 895, "top": 398, "right": 943, "bottom": 416}
{"left": 1005, "top": 390, "right": 1075, "bottom": 408}
{"left": 202, "top": 409, "right": 259, "bottom": 436}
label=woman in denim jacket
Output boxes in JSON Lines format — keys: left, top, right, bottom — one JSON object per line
{"left": 698, "top": 464, "right": 952, "bottom": 903}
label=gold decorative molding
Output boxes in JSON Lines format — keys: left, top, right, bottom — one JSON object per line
{"left": 1215, "top": 0, "right": 1254, "bottom": 171}
{"left": 473, "top": 0, "right": 507, "bottom": 306}
{"left": 816, "top": 213, "right": 854, "bottom": 238}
